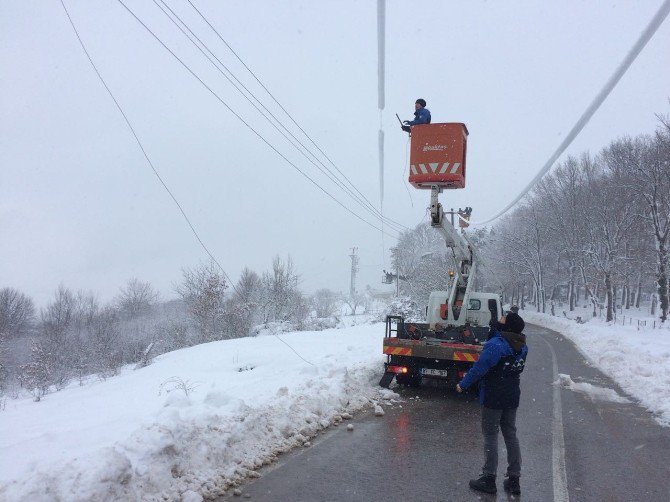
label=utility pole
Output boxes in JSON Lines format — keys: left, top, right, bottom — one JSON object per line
{"left": 349, "top": 247, "right": 359, "bottom": 298}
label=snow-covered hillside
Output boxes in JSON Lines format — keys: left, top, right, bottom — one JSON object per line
{"left": 0, "top": 320, "right": 395, "bottom": 501}
{"left": 2, "top": 307, "right": 667, "bottom": 501}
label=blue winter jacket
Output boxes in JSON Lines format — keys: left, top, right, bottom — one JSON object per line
{"left": 459, "top": 331, "right": 528, "bottom": 409}
{"left": 407, "top": 107, "right": 431, "bottom": 126}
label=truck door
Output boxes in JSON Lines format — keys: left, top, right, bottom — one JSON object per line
{"left": 487, "top": 299, "right": 499, "bottom": 325}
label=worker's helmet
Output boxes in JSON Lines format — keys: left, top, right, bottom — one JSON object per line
{"left": 415, "top": 98, "right": 427, "bottom": 108}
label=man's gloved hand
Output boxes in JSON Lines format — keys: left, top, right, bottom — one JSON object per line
{"left": 403, "top": 120, "right": 410, "bottom": 125}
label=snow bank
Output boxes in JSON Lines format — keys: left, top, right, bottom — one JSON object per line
{"left": 0, "top": 321, "right": 395, "bottom": 501}
{"left": 520, "top": 309, "right": 670, "bottom": 426}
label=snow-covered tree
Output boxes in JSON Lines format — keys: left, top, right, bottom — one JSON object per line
{"left": 259, "top": 256, "right": 308, "bottom": 325}
{"left": 116, "top": 278, "right": 159, "bottom": 320}
{"left": 39, "top": 286, "right": 76, "bottom": 389}
{"left": 225, "top": 268, "right": 262, "bottom": 338}
{"left": 88, "top": 306, "right": 122, "bottom": 377}
{"left": 311, "top": 288, "right": 341, "bottom": 318}
{"left": 0, "top": 330, "right": 8, "bottom": 393}
{"left": 633, "top": 122, "right": 670, "bottom": 322}
{"left": 19, "top": 339, "right": 51, "bottom": 401}
{"left": 0, "top": 288, "right": 35, "bottom": 339}
{"left": 175, "top": 261, "right": 228, "bottom": 342}
{"left": 391, "top": 223, "right": 454, "bottom": 308}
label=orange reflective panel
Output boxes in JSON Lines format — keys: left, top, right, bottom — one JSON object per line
{"left": 408, "top": 123, "right": 468, "bottom": 189}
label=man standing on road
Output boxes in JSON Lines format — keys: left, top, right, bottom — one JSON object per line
{"left": 456, "top": 311, "right": 528, "bottom": 495}
{"left": 401, "top": 98, "right": 431, "bottom": 133}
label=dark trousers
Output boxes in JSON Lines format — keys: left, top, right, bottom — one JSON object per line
{"left": 481, "top": 406, "right": 521, "bottom": 477}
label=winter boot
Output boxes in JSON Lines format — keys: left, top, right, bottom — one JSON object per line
{"left": 469, "top": 474, "right": 497, "bottom": 494}
{"left": 503, "top": 475, "right": 521, "bottom": 494}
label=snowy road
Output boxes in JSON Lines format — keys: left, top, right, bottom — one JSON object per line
{"left": 218, "top": 324, "right": 670, "bottom": 502}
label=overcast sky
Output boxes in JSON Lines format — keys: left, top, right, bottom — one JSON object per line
{"left": 2, "top": 0, "right": 669, "bottom": 307}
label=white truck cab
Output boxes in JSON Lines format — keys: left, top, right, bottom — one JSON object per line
{"left": 427, "top": 291, "right": 502, "bottom": 330}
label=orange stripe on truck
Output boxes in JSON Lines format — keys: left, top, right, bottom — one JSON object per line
{"left": 453, "top": 351, "right": 479, "bottom": 362}
{"left": 383, "top": 346, "right": 412, "bottom": 356}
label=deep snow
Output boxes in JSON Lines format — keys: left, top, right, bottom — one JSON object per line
{"left": 0, "top": 320, "right": 396, "bottom": 501}
{"left": 2, "top": 308, "right": 668, "bottom": 500}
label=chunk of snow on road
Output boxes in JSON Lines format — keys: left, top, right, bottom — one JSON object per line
{"left": 374, "top": 404, "right": 385, "bottom": 416}
{"left": 556, "top": 374, "right": 630, "bottom": 403}
{"left": 521, "top": 309, "right": 670, "bottom": 426}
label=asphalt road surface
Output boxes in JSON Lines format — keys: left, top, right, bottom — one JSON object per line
{"left": 219, "top": 324, "right": 670, "bottom": 502}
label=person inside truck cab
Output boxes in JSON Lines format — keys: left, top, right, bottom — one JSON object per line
{"left": 401, "top": 98, "right": 431, "bottom": 133}
{"left": 456, "top": 311, "right": 528, "bottom": 496}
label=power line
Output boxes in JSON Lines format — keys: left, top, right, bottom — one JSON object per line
{"left": 272, "top": 333, "right": 316, "bottom": 366}
{"left": 58, "top": 0, "right": 239, "bottom": 296}
{"left": 152, "top": 0, "right": 405, "bottom": 234}
{"left": 114, "top": 0, "right": 399, "bottom": 239}
{"left": 185, "top": 0, "right": 408, "bottom": 232}
{"left": 60, "top": 0, "right": 319, "bottom": 366}
{"left": 470, "top": 0, "right": 670, "bottom": 227}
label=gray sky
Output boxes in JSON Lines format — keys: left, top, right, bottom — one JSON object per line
{"left": 2, "top": 0, "right": 669, "bottom": 307}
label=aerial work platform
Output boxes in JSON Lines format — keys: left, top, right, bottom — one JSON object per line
{"left": 408, "top": 123, "right": 468, "bottom": 189}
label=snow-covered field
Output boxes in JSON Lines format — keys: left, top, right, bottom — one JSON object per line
{"left": 2, "top": 307, "right": 668, "bottom": 501}
{"left": 519, "top": 307, "right": 670, "bottom": 426}
{"left": 0, "top": 319, "right": 395, "bottom": 501}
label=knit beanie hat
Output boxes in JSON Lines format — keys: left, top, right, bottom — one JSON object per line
{"left": 504, "top": 312, "right": 525, "bottom": 334}
{"left": 416, "top": 98, "right": 427, "bottom": 107}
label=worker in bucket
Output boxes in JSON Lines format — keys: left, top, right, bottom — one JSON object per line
{"left": 456, "top": 311, "right": 528, "bottom": 496}
{"left": 401, "top": 98, "right": 431, "bottom": 133}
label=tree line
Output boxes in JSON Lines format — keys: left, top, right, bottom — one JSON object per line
{"left": 391, "top": 114, "right": 669, "bottom": 324}
{"left": 485, "top": 116, "right": 669, "bottom": 323}
{"left": 0, "top": 255, "right": 347, "bottom": 401}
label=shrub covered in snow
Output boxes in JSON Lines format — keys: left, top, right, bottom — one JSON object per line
{"left": 382, "top": 296, "right": 424, "bottom": 322}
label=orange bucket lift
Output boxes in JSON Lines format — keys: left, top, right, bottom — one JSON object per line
{"left": 408, "top": 123, "right": 468, "bottom": 189}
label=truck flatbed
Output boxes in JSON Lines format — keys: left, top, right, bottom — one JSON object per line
{"left": 382, "top": 337, "right": 482, "bottom": 362}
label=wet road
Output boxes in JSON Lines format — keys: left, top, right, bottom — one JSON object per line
{"left": 219, "top": 324, "right": 670, "bottom": 501}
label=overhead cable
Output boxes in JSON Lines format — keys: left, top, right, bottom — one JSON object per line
{"left": 470, "top": 0, "right": 670, "bottom": 227}
{"left": 153, "top": 0, "right": 405, "bottom": 234}
{"left": 115, "top": 0, "right": 399, "bottom": 239}
{"left": 58, "top": 0, "right": 239, "bottom": 295}
{"left": 185, "top": 0, "right": 408, "bottom": 232}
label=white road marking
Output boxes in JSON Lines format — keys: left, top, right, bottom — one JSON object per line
{"left": 539, "top": 334, "right": 570, "bottom": 502}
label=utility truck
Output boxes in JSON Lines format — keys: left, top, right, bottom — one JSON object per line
{"left": 379, "top": 123, "right": 502, "bottom": 388}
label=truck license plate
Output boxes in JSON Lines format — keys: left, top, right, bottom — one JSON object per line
{"left": 423, "top": 369, "right": 448, "bottom": 377}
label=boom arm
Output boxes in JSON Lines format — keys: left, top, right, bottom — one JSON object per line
{"left": 428, "top": 186, "right": 477, "bottom": 327}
